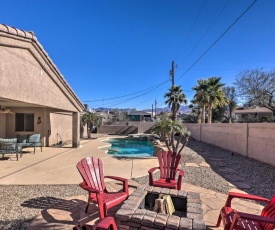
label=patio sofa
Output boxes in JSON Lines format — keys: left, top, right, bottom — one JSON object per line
{"left": 16, "top": 134, "right": 42, "bottom": 154}
{"left": 0, "top": 138, "right": 22, "bottom": 161}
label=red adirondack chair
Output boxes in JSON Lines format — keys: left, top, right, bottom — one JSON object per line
{"left": 148, "top": 150, "right": 184, "bottom": 190}
{"left": 216, "top": 192, "right": 275, "bottom": 230}
{"left": 73, "top": 216, "right": 118, "bottom": 230}
{"left": 76, "top": 157, "right": 129, "bottom": 219}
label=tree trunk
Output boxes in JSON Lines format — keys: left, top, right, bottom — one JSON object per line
{"left": 202, "top": 104, "right": 206, "bottom": 123}
{"left": 165, "top": 139, "right": 172, "bottom": 151}
{"left": 197, "top": 109, "right": 201, "bottom": 123}
{"left": 172, "top": 105, "right": 177, "bottom": 121}
{"left": 178, "top": 136, "right": 189, "bottom": 154}
{"left": 208, "top": 104, "right": 212, "bottom": 123}
{"left": 171, "top": 132, "right": 176, "bottom": 152}
{"left": 87, "top": 122, "right": 91, "bottom": 138}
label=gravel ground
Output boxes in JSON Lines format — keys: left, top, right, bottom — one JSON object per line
{"left": 135, "top": 138, "right": 275, "bottom": 199}
{"left": 0, "top": 138, "right": 274, "bottom": 229}
{"left": 0, "top": 185, "right": 84, "bottom": 229}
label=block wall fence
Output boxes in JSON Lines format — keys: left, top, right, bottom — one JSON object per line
{"left": 184, "top": 123, "right": 275, "bottom": 167}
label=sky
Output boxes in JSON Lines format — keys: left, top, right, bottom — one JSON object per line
{"left": 1, "top": 0, "right": 275, "bottom": 110}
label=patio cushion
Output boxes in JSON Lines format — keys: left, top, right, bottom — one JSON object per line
{"left": 28, "top": 134, "right": 40, "bottom": 143}
{"left": 17, "top": 134, "right": 28, "bottom": 143}
{"left": 16, "top": 134, "right": 42, "bottom": 154}
{"left": 0, "top": 138, "right": 17, "bottom": 150}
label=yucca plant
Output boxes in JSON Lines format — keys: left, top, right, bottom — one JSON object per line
{"left": 151, "top": 117, "right": 190, "bottom": 154}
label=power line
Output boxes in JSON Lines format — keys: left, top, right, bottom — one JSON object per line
{"left": 83, "top": 79, "right": 170, "bottom": 102}
{"left": 131, "top": 85, "right": 169, "bottom": 107}
{"left": 95, "top": 80, "right": 170, "bottom": 108}
{"left": 173, "top": 0, "right": 208, "bottom": 60}
{"left": 176, "top": 0, "right": 258, "bottom": 83}
{"left": 181, "top": 0, "right": 232, "bottom": 66}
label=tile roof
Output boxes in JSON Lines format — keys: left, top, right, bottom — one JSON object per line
{"left": 0, "top": 24, "right": 37, "bottom": 41}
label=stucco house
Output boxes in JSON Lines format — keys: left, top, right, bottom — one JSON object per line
{"left": 0, "top": 24, "right": 84, "bottom": 147}
{"left": 95, "top": 111, "right": 114, "bottom": 124}
{"left": 233, "top": 106, "right": 273, "bottom": 122}
{"left": 127, "top": 111, "right": 152, "bottom": 122}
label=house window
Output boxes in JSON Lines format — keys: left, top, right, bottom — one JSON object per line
{"left": 15, "top": 113, "right": 34, "bottom": 131}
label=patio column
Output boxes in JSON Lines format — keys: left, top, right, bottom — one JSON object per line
{"left": 72, "top": 112, "right": 80, "bottom": 148}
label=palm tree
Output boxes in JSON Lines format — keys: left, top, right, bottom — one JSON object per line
{"left": 192, "top": 79, "right": 208, "bottom": 123}
{"left": 223, "top": 86, "right": 237, "bottom": 123}
{"left": 205, "top": 77, "right": 228, "bottom": 123}
{"left": 189, "top": 100, "right": 201, "bottom": 123}
{"left": 151, "top": 117, "right": 190, "bottom": 154}
{"left": 81, "top": 113, "right": 102, "bottom": 138}
{"left": 164, "top": 85, "right": 187, "bottom": 120}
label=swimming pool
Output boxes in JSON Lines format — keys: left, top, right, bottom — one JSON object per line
{"left": 105, "top": 138, "right": 154, "bottom": 157}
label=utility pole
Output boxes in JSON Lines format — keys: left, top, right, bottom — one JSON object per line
{"left": 170, "top": 60, "right": 175, "bottom": 87}
{"left": 155, "top": 100, "right": 157, "bottom": 118}
{"left": 152, "top": 104, "right": 154, "bottom": 117}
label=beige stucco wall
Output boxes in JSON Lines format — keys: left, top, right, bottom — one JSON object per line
{"left": 201, "top": 124, "right": 248, "bottom": 156}
{"left": 184, "top": 124, "right": 201, "bottom": 141}
{"left": 46, "top": 111, "right": 73, "bottom": 146}
{"left": 0, "top": 114, "right": 6, "bottom": 137}
{"left": 247, "top": 123, "right": 275, "bottom": 165}
{"left": 0, "top": 46, "right": 78, "bottom": 112}
{"left": 185, "top": 123, "right": 275, "bottom": 167}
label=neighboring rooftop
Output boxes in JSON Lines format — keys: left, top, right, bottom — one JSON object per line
{"left": 233, "top": 106, "right": 273, "bottom": 114}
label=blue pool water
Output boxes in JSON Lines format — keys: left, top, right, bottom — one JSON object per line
{"left": 106, "top": 138, "right": 154, "bottom": 157}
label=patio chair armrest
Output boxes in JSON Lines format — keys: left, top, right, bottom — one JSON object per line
{"left": 177, "top": 168, "right": 184, "bottom": 177}
{"left": 104, "top": 175, "right": 127, "bottom": 182}
{"left": 79, "top": 182, "right": 100, "bottom": 194}
{"left": 176, "top": 169, "right": 184, "bottom": 190}
{"left": 104, "top": 176, "right": 129, "bottom": 195}
{"left": 148, "top": 167, "right": 159, "bottom": 174}
{"left": 225, "top": 192, "right": 269, "bottom": 207}
{"left": 96, "top": 216, "right": 118, "bottom": 230}
{"left": 148, "top": 167, "right": 159, "bottom": 186}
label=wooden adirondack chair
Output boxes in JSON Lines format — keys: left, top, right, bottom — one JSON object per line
{"left": 73, "top": 216, "right": 118, "bottom": 230}
{"left": 216, "top": 192, "right": 275, "bottom": 230}
{"left": 76, "top": 157, "right": 129, "bottom": 219}
{"left": 148, "top": 150, "right": 184, "bottom": 190}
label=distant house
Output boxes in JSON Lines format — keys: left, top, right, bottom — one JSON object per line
{"left": 0, "top": 24, "right": 84, "bottom": 147}
{"left": 95, "top": 111, "right": 114, "bottom": 124}
{"left": 233, "top": 106, "right": 273, "bottom": 122}
{"left": 128, "top": 111, "right": 152, "bottom": 122}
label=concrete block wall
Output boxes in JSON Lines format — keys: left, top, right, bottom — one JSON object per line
{"left": 247, "top": 123, "right": 275, "bottom": 165}
{"left": 184, "top": 123, "right": 275, "bottom": 167}
{"left": 129, "top": 121, "right": 155, "bottom": 133}
{"left": 97, "top": 125, "right": 138, "bottom": 135}
{"left": 98, "top": 122, "right": 155, "bottom": 135}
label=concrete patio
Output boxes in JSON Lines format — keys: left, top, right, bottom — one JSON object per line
{"left": 0, "top": 134, "right": 265, "bottom": 229}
